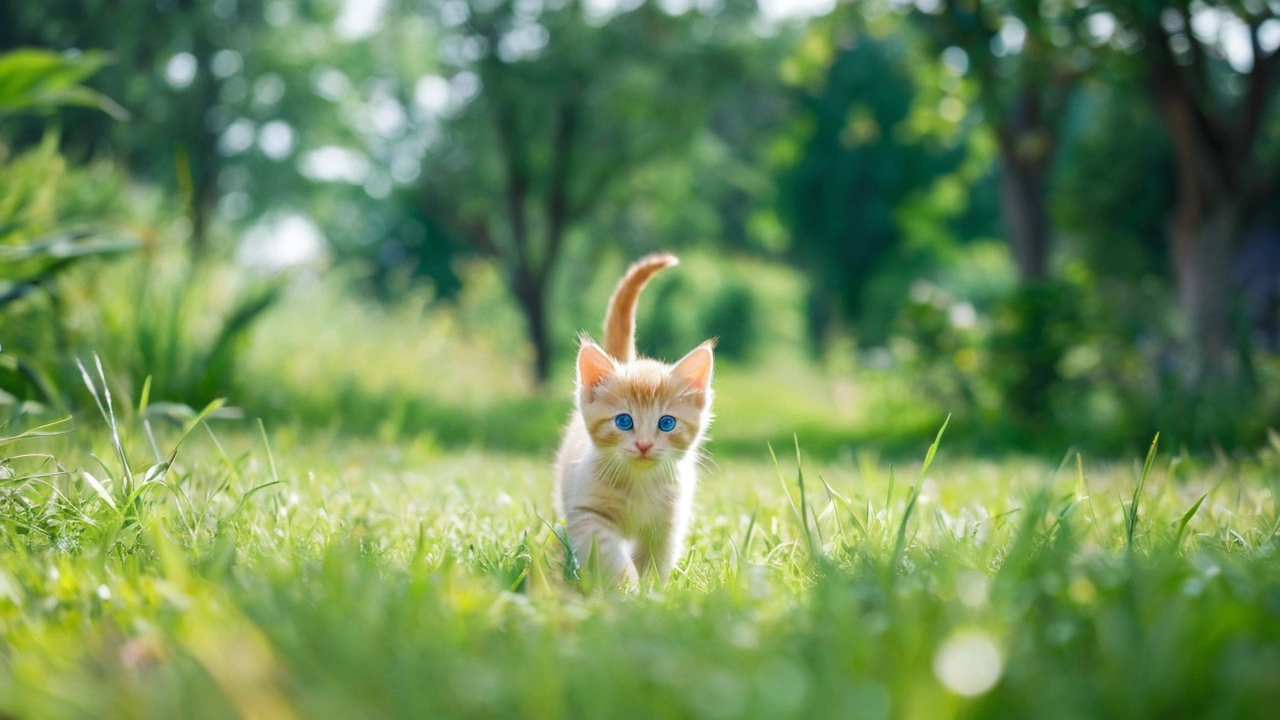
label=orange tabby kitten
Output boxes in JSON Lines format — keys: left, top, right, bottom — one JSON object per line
{"left": 554, "top": 253, "right": 715, "bottom": 586}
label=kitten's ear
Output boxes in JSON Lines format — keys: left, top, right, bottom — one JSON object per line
{"left": 673, "top": 341, "right": 715, "bottom": 393}
{"left": 577, "top": 342, "right": 616, "bottom": 389}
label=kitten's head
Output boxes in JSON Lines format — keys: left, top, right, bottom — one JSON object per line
{"left": 575, "top": 339, "right": 715, "bottom": 469}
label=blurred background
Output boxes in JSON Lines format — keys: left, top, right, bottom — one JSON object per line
{"left": 3, "top": 0, "right": 1280, "bottom": 458}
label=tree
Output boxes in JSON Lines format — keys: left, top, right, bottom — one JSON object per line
{"left": 777, "top": 7, "right": 992, "bottom": 347}
{"left": 1105, "top": 0, "right": 1280, "bottom": 374}
{"left": 912, "top": 0, "right": 1091, "bottom": 284}
{"left": 414, "top": 0, "right": 759, "bottom": 383}
{"left": 0, "top": 0, "right": 275, "bottom": 252}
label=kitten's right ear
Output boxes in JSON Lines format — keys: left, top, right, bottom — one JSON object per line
{"left": 673, "top": 340, "right": 715, "bottom": 393}
{"left": 577, "top": 341, "right": 615, "bottom": 389}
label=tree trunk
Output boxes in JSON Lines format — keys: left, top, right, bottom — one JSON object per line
{"left": 1170, "top": 198, "right": 1239, "bottom": 375}
{"left": 994, "top": 83, "right": 1055, "bottom": 285}
{"left": 1155, "top": 85, "right": 1243, "bottom": 379}
{"left": 998, "top": 148, "right": 1050, "bottom": 284}
{"left": 514, "top": 270, "right": 552, "bottom": 385}
{"left": 186, "top": 34, "right": 221, "bottom": 256}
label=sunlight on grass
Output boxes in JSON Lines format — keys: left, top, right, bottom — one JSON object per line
{"left": 3, "top": 385, "right": 1279, "bottom": 717}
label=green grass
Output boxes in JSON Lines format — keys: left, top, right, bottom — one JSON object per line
{"left": 3, "top": 371, "right": 1280, "bottom": 719}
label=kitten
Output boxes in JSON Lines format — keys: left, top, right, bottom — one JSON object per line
{"left": 554, "top": 253, "right": 715, "bottom": 586}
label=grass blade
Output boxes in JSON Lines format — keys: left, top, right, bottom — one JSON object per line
{"left": 1127, "top": 433, "right": 1160, "bottom": 550}
{"left": 258, "top": 418, "right": 280, "bottom": 486}
{"left": 1172, "top": 493, "right": 1208, "bottom": 549}
{"left": 77, "top": 355, "right": 133, "bottom": 493}
{"left": 889, "top": 416, "right": 949, "bottom": 571}
{"left": 741, "top": 507, "right": 758, "bottom": 559}
{"left": 768, "top": 442, "right": 802, "bottom": 532}
{"left": 917, "top": 414, "right": 950, "bottom": 483}
{"left": 81, "top": 470, "right": 117, "bottom": 510}
{"left": 0, "top": 416, "right": 73, "bottom": 447}
{"left": 225, "top": 480, "right": 284, "bottom": 522}
{"left": 169, "top": 397, "right": 228, "bottom": 458}
{"left": 138, "top": 374, "right": 152, "bottom": 415}
{"left": 889, "top": 482, "right": 920, "bottom": 570}
{"left": 793, "top": 434, "right": 821, "bottom": 558}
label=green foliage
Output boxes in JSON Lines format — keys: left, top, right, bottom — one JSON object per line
{"left": 65, "top": 243, "right": 284, "bottom": 408}
{"left": 1054, "top": 81, "right": 1173, "bottom": 281}
{"left": 985, "top": 281, "right": 1085, "bottom": 430}
{"left": 0, "top": 48, "right": 127, "bottom": 120}
{"left": 640, "top": 255, "right": 789, "bottom": 365}
{"left": 0, "top": 135, "right": 135, "bottom": 298}
{"left": 4, "top": 0, "right": 1280, "bottom": 456}
{"left": 0, "top": 48, "right": 134, "bottom": 301}
{"left": 0, "top": 40, "right": 282, "bottom": 414}
{"left": 703, "top": 281, "right": 759, "bottom": 362}
{"left": 779, "top": 20, "right": 962, "bottom": 337}
{"left": 406, "top": 0, "right": 787, "bottom": 379}
{"left": 885, "top": 264, "right": 1280, "bottom": 454}
{"left": 1, "top": 1, "right": 279, "bottom": 245}
{"left": 0, "top": 46, "right": 134, "bottom": 410}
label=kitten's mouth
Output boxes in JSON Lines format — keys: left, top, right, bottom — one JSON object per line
{"left": 627, "top": 454, "right": 660, "bottom": 466}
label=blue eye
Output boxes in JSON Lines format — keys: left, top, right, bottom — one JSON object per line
{"left": 614, "top": 413, "right": 634, "bottom": 431}
{"left": 658, "top": 415, "right": 676, "bottom": 432}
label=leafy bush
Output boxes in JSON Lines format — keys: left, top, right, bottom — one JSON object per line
{"left": 985, "top": 282, "right": 1085, "bottom": 432}
{"left": 888, "top": 266, "right": 1280, "bottom": 455}
{"left": 0, "top": 48, "right": 286, "bottom": 414}
{"left": 61, "top": 240, "right": 284, "bottom": 409}
{"left": 635, "top": 253, "right": 804, "bottom": 365}
{"left": 0, "top": 48, "right": 127, "bottom": 120}
{"left": 1, "top": 137, "right": 134, "bottom": 411}
{"left": 0, "top": 48, "right": 136, "bottom": 412}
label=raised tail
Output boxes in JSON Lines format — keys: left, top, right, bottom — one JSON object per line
{"left": 602, "top": 253, "right": 679, "bottom": 362}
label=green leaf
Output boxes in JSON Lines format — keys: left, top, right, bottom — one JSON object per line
{"left": 0, "top": 48, "right": 127, "bottom": 120}
{"left": 1172, "top": 493, "right": 1208, "bottom": 549}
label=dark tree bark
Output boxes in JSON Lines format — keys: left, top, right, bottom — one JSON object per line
{"left": 995, "top": 89, "right": 1056, "bottom": 284}
{"left": 1169, "top": 197, "right": 1238, "bottom": 368}
{"left": 1131, "top": 4, "right": 1280, "bottom": 376}
{"left": 488, "top": 80, "right": 582, "bottom": 385}
{"left": 184, "top": 27, "right": 223, "bottom": 255}
{"left": 513, "top": 267, "right": 552, "bottom": 384}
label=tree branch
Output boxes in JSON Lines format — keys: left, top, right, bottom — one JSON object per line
{"left": 1142, "top": 17, "right": 1231, "bottom": 193}
{"left": 1234, "top": 27, "right": 1280, "bottom": 183}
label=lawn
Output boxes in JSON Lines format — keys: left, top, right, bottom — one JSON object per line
{"left": 2, "top": 365, "right": 1280, "bottom": 719}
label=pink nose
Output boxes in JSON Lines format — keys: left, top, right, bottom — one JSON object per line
{"left": 635, "top": 441, "right": 653, "bottom": 455}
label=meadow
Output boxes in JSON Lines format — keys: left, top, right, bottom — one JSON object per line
{"left": 7, "top": 3, "right": 1280, "bottom": 717}
{"left": 3, "top": 318, "right": 1280, "bottom": 719}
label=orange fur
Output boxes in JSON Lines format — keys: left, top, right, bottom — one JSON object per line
{"left": 602, "top": 253, "right": 679, "bottom": 362}
{"left": 554, "top": 254, "right": 715, "bottom": 587}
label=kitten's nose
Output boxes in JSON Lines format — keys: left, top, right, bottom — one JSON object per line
{"left": 635, "top": 441, "right": 653, "bottom": 456}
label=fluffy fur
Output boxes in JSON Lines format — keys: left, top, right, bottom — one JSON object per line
{"left": 554, "top": 253, "right": 715, "bottom": 585}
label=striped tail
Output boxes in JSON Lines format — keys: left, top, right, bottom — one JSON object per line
{"left": 602, "top": 253, "right": 679, "bottom": 362}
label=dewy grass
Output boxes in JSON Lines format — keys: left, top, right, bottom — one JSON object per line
{"left": 1, "top": 393, "right": 1280, "bottom": 718}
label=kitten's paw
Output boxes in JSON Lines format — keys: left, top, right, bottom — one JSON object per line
{"left": 620, "top": 562, "right": 640, "bottom": 588}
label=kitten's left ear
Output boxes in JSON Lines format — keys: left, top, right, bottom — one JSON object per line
{"left": 673, "top": 340, "right": 715, "bottom": 394}
{"left": 577, "top": 341, "right": 616, "bottom": 389}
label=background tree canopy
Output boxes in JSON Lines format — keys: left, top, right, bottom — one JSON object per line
{"left": 3, "top": 0, "right": 1280, "bottom": 454}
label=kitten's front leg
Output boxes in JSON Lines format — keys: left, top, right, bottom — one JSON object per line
{"left": 565, "top": 509, "right": 638, "bottom": 586}
{"left": 635, "top": 517, "right": 689, "bottom": 585}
